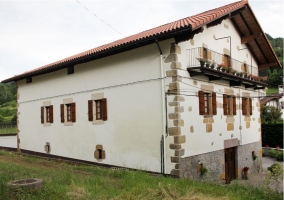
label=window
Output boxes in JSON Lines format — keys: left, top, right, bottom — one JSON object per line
{"left": 88, "top": 98, "right": 107, "bottom": 122}
{"left": 203, "top": 48, "right": 208, "bottom": 59}
{"left": 60, "top": 102, "right": 76, "bottom": 123}
{"left": 41, "top": 105, "right": 53, "bottom": 124}
{"left": 242, "top": 97, "right": 252, "bottom": 116}
{"left": 223, "top": 95, "right": 236, "bottom": 115}
{"left": 223, "top": 54, "right": 231, "bottom": 68}
{"left": 198, "top": 91, "right": 217, "bottom": 115}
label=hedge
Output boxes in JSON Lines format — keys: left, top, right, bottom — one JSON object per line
{"left": 262, "top": 123, "right": 283, "bottom": 148}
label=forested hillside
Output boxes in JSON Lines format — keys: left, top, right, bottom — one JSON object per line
{"left": 0, "top": 33, "right": 283, "bottom": 122}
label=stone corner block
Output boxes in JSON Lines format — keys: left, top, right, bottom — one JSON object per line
{"left": 168, "top": 127, "right": 181, "bottom": 136}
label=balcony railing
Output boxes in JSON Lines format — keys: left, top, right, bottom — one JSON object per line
{"left": 187, "top": 47, "right": 258, "bottom": 76}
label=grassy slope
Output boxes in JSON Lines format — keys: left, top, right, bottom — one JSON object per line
{"left": 0, "top": 100, "right": 17, "bottom": 122}
{"left": 266, "top": 87, "right": 279, "bottom": 96}
{"left": 0, "top": 150, "right": 282, "bottom": 200}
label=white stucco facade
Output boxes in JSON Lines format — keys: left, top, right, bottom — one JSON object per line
{"left": 12, "top": 17, "right": 266, "bottom": 180}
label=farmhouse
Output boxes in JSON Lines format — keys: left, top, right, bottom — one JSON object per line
{"left": 1, "top": 0, "right": 281, "bottom": 182}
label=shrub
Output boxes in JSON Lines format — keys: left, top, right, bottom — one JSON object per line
{"left": 276, "top": 151, "right": 283, "bottom": 161}
{"left": 268, "top": 149, "right": 278, "bottom": 158}
{"left": 267, "top": 163, "right": 283, "bottom": 175}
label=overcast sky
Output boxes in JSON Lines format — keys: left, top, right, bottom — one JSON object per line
{"left": 0, "top": 0, "right": 283, "bottom": 81}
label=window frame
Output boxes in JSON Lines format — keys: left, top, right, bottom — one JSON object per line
{"left": 88, "top": 93, "right": 107, "bottom": 125}
{"left": 60, "top": 99, "right": 76, "bottom": 125}
{"left": 41, "top": 104, "right": 53, "bottom": 125}
{"left": 223, "top": 94, "right": 236, "bottom": 116}
{"left": 242, "top": 97, "right": 252, "bottom": 116}
{"left": 198, "top": 91, "right": 217, "bottom": 116}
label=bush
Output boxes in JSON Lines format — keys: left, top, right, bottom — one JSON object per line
{"left": 267, "top": 163, "right": 283, "bottom": 175}
{"left": 0, "top": 114, "right": 3, "bottom": 123}
{"left": 276, "top": 151, "right": 283, "bottom": 161}
{"left": 268, "top": 149, "right": 278, "bottom": 158}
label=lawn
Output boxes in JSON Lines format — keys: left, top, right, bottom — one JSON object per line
{"left": 266, "top": 87, "right": 279, "bottom": 96}
{"left": 0, "top": 150, "right": 282, "bottom": 200}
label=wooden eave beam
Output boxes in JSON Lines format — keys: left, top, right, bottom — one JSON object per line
{"left": 258, "top": 63, "right": 278, "bottom": 70}
{"left": 254, "top": 86, "right": 265, "bottom": 90}
{"left": 245, "top": 84, "right": 255, "bottom": 89}
{"left": 241, "top": 32, "right": 262, "bottom": 44}
{"left": 230, "top": 81, "right": 242, "bottom": 87}
{"left": 209, "top": 76, "right": 222, "bottom": 81}
{"left": 189, "top": 71, "right": 204, "bottom": 77}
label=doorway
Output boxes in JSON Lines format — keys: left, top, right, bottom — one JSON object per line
{"left": 224, "top": 147, "right": 236, "bottom": 182}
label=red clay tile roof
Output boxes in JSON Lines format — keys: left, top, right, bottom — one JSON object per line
{"left": 1, "top": 0, "right": 258, "bottom": 83}
{"left": 260, "top": 92, "right": 283, "bottom": 105}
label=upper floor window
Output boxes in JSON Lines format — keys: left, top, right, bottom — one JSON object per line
{"left": 223, "top": 54, "right": 231, "bottom": 68}
{"left": 61, "top": 102, "right": 76, "bottom": 123}
{"left": 223, "top": 95, "right": 236, "bottom": 115}
{"left": 88, "top": 98, "right": 107, "bottom": 122}
{"left": 242, "top": 97, "right": 252, "bottom": 116}
{"left": 41, "top": 105, "right": 53, "bottom": 124}
{"left": 198, "top": 91, "right": 217, "bottom": 115}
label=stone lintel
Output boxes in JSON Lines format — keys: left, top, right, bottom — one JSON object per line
{"left": 224, "top": 138, "right": 238, "bottom": 149}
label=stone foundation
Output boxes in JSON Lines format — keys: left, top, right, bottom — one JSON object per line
{"left": 179, "top": 141, "right": 262, "bottom": 182}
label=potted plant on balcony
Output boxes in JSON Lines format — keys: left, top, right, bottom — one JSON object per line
{"left": 239, "top": 71, "right": 244, "bottom": 77}
{"left": 205, "top": 59, "right": 211, "bottom": 67}
{"left": 210, "top": 61, "right": 215, "bottom": 69}
{"left": 196, "top": 57, "right": 205, "bottom": 67}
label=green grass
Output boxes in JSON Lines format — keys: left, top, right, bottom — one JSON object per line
{"left": 0, "top": 125, "right": 17, "bottom": 134}
{"left": 0, "top": 150, "right": 282, "bottom": 200}
{"left": 266, "top": 87, "right": 279, "bottom": 96}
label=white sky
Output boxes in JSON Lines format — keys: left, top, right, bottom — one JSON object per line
{"left": 0, "top": 0, "right": 283, "bottom": 81}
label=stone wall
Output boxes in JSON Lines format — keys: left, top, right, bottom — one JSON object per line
{"left": 179, "top": 141, "right": 262, "bottom": 182}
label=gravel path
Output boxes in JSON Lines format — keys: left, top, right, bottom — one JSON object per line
{"left": 231, "top": 157, "right": 283, "bottom": 193}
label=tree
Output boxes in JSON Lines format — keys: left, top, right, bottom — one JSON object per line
{"left": 267, "top": 68, "right": 283, "bottom": 88}
{"left": 261, "top": 104, "right": 283, "bottom": 123}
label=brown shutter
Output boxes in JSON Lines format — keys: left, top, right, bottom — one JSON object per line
{"left": 198, "top": 91, "right": 205, "bottom": 115}
{"left": 88, "top": 100, "right": 93, "bottom": 121}
{"left": 233, "top": 96, "right": 236, "bottom": 115}
{"left": 212, "top": 92, "right": 217, "bottom": 115}
{"left": 41, "top": 106, "right": 44, "bottom": 124}
{"left": 223, "top": 94, "right": 228, "bottom": 115}
{"left": 94, "top": 150, "right": 99, "bottom": 159}
{"left": 199, "top": 47, "right": 203, "bottom": 58}
{"left": 208, "top": 50, "right": 212, "bottom": 60}
{"left": 50, "top": 105, "right": 53, "bottom": 123}
{"left": 71, "top": 103, "right": 76, "bottom": 122}
{"left": 249, "top": 98, "right": 252, "bottom": 116}
{"left": 60, "top": 104, "right": 64, "bottom": 123}
{"left": 102, "top": 98, "right": 107, "bottom": 121}
{"left": 102, "top": 150, "right": 106, "bottom": 159}
{"left": 242, "top": 97, "right": 247, "bottom": 116}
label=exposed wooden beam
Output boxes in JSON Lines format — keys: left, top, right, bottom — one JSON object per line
{"left": 209, "top": 76, "right": 222, "bottom": 81}
{"left": 230, "top": 81, "right": 242, "bottom": 87}
{"left": 258, "top": 63, "right": 278, "bottom": 70}
{"left": 245, "top": 84, "right": 255, "bottom": 89}
{"left": 241, "top": 32, "right": 262, "bottom": 44}
{"left": 189, "top": 71, "right": 204, "bottom": 77}
{"left": 254, "top": 86, "right": 265, "bottom": 90}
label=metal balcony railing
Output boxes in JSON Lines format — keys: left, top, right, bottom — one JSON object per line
{"left": 187, "top": 47, "right": 259, "bottom": 76}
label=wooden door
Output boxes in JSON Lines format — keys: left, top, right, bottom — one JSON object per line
{"left": 225, "top": 147, "right": 236, "bottom": 182}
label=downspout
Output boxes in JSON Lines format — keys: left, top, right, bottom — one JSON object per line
{"left": 155, "top": 39, "right": 166, "bottom": 174}
{"left": 238, "top": 87, "right": 242, "bottom": 145}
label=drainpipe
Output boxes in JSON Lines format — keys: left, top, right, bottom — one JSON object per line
{"left": 238, "top": 87, "right": 242, "bottom": 145}
{"left": 155, "top": 39, "right": 166, "bottom": 174}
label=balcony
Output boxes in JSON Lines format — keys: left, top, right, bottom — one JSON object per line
{"left": 187, "top": 47, "right": 268, "bottom": 90}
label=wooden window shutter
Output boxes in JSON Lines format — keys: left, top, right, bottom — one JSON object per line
{"left": 208, "top": 50, "right": 212, "bottom": 60}
{"left": 94, "top": 150, "right": 99, "bottom": 159}
{"left": 198, "top": 47, "right": 203, "bottom": 58}
{"left": 242, "top": 98, "right": 247, "bottom": 116}
{"left": 233, "top": 96, "right": 236, "bottom": 115}
{"left": 223, "top": 94, "right": 228, "bottom": 115}
{"left": 88, "top": 100, "right": 93, "bottom": 121}
{"left": 102, "top": 150, "right": 106, "bottom": 159}
{"left": 50, "top": 105, "right": 53, "bottom": 123}
{"left": 198, "top": 91, "right": 205, "bottom": 115}
{"left": 249, "top": 98, "right": 252, "bottom": 116}
{"left": 41, "top": 106, "right": 44, "bottom": 124}
{"left": 212, "top": 92, "right": 217, "bottom": 115}
{"left": 102, "top": 98, "right": 107, "bottom": 121}
{"left": 71, "top": 103, "right": 76, "bottom": 122}
{"left": 60, "top": 104, "right": 64, "bottom": 123}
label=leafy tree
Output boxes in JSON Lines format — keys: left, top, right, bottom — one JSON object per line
{"left": 267, "top": 68, "right": 283, "bottom": 87}
{"left": 261, "top": 104, "right": 283, "bottom": 123}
